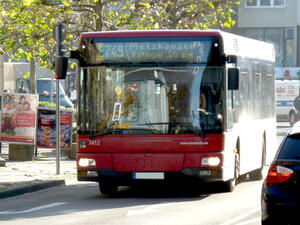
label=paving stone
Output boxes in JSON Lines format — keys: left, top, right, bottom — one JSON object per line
{"left": 0, "top": 144, "right": 78, "bottom": 196}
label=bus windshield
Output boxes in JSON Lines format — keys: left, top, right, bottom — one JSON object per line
{"left": 78, "top": 65, "right": 224, "bottom": 135}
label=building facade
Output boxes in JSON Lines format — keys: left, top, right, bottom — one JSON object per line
{"left": 235, "top": 0, "right": 299, "bottom": 68}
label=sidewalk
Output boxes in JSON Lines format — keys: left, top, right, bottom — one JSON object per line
{"left": 0, "top": 143, "right": 78, "bottom": 199}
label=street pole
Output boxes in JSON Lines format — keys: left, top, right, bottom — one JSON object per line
{"left": 56, "top": 72, "right": 61, "bottom": 175}
{"left": 0, "top": 55, "right": 3, "bottom": 154}
{"left": 55, "top": 24, "right": 64, "bottom": 175}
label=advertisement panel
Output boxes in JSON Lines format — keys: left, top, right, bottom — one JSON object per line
{"left": 275, "top": 67, "right": 300, "bottom": 80}
{"left": 1, "top": 93, "right": 38, "bottom": 144}
{"left": 37, "top": 108, "right": 72, "bottom": 150}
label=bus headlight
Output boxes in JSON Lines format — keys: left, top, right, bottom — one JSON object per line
{"left": 201, "top": 157, "right": 221, "bottom": 166}
{"left": 78, "top": 158, "right": 96, "bottom": 167}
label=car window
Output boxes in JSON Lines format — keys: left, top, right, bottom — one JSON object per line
{"left": 16, "top": 79, "right": 30, "bottom": 93}
{"left": 37, "top": 80, "right": 67, "bottom": 95}
{"left": 277, "top": 134, "right": 300, "bottom": 160}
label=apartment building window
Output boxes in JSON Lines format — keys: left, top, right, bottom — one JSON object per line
{"left": 265, "top": 29, "right": 284, "bottom": 65}
{"left": 236, "top": 28, "right": 294, "bottom": 67}
{"left": 246, "top": 0, "right": 285, "bottom": 7}
{"left": 247, "top": 0, "right": 257, "bottom": 6}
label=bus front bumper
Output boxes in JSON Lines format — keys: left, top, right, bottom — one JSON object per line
{"left": 77, "top": 168, "right": 224, "bottom": 184}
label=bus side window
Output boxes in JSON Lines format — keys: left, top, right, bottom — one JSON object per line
{"left": 226, "top": 89, "right": 234, "bottom": 129}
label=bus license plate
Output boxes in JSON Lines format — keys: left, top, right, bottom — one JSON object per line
{"left": 132, "top": 172, "right": 164, "bottom": 180}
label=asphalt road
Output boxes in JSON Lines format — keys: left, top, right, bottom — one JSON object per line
{"left": 0, "top": 123, "right": 291, "bottom": 225}
{"left": 0, "top": 179, "right": 265, "bottom": 225}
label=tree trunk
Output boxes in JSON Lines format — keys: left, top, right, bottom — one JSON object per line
{"left": 29, "top": 57, "right": 36, "bottom": 94}
{"left": 66, "top": 143, "right": 77, "bottom": 160}
{"left": 95, "top": 1, "right": 103, "bottom": 31}
{"left": 8, "top": 144, "right": 34, "bottom": 161}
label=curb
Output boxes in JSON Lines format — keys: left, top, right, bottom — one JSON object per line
{"left": 0, "top": 180, "right": 65, "bottom": 199}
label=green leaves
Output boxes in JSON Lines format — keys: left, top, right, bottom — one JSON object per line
{"left": 139, "top": 3, "right": 151, "bottom": 8}
{"left": 23, "top": 0, "right": 35, "bottom": 7}
{"left": 0, "top": 0, "right": 73, "bottom": 93}
{"left": 208, "top": 2, "right": 215, "bottom": 9}
{"left": 24, "top": 72, "right": 30, "bottom": 79}
{"left": 0, "top": 0, "right": 240, "bottom": 74}
{"left": 101, "top": 0, "right": 240, "bottom": 30}
{"left": 0, "top": 0, "right": 73, "bottom": 70}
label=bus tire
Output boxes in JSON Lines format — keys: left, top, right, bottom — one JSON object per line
{"left": 99, "top": 181, "right": 118, "bottom": 196}
{"left": 289, "top": 111, "right": 296, "bottom": 127}
{"left": 249, "top": 138, "right": 265, "bottom": 181}
{"left": 224, "top": 178, "right": 235, "bottom": 192}
{"left": 261, "top": 217, "right": 277, "bottom": 225}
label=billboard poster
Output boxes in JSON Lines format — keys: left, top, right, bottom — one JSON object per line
{"left": 37, "top": 108, "right": 72, "bottom": 150}
{"left": 1, "top": 93, "right": 38, "bottom": 144}
{"left": 275, "top": 67, "right": 300, "bottom": 79}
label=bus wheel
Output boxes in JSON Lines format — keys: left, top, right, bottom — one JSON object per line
{"left": 224, "top": 178, "right": 235, "bottom": 192}
{"left": 99, "top": 181, "right": 118, "bottom": 196}
{"left": 289, "top": 111, "right": 296, "bottom": 127}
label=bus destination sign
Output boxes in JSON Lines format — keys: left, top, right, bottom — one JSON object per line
{"left": 95, "top": 41, "right": 210, "bottom": 63}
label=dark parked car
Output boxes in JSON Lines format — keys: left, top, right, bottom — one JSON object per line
{"left": 261, "top": 122, "right": 300, "bottom": 225}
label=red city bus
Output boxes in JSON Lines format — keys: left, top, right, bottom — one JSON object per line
{"left": 65, "top": 30, "right": 276, "bottom": 195}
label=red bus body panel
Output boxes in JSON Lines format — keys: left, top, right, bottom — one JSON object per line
{"left": 77, "top": 134, "right": 224, "bottom": 171}
{"left": 113, "top": 153, "right": 184, "bottom": 172}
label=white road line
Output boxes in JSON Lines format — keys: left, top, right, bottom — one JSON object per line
{"left": 0, "top": 202, "right": 67, "bottom": 215}
{"left": 234, "top": 217, "right": 260, "bottom": 225}
{"left": 219, "top": 207, "right": 260, "bottom": 225}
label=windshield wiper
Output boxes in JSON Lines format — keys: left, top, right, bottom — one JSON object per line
{"left": 137, "top": 122, "right": 205, "bottom": 137}
{"left": 88, "top": 129, "right": 121, "bottom": 139}
{"left": 88, "top": 123, "right": 205, "bottom": 138}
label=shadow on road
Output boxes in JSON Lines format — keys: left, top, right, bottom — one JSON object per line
{"left": 108, "top": 182, "right": 225, "bottom": 199}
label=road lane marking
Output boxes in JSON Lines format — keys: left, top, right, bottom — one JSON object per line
{"left": 0, "top": 202, "right": 66, "bottom": 215}
{"left": 127, "top": 203, "right": 174, "bottom": 216}
{"left": 0, "top": 210, "right": 13, "bottom": 214}
{"left": 219, "top": 207, "right": 260, "bottom": 225}
{"left": 234, "top": 217, "right": 260, "bottom": 225}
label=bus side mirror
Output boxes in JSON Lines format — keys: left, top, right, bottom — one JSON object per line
{"left": 228, "top": 68, "right": 239, "bottom": 90}
{"left": 55, "top": 56, "right": 68, "bottom": 79}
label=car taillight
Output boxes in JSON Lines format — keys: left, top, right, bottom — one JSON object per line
{"left": 266, "top": 164, "right": 293, "bottom": 184}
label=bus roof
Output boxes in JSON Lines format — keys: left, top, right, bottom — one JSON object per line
{"left": 81, "top": 30, "right": 275, "bottom": 62}
{"left": 221, "top": 31, "right": 275, "bottom": 62}
{"left": 81, "top": 30, "right": 222, "bottom": 38}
